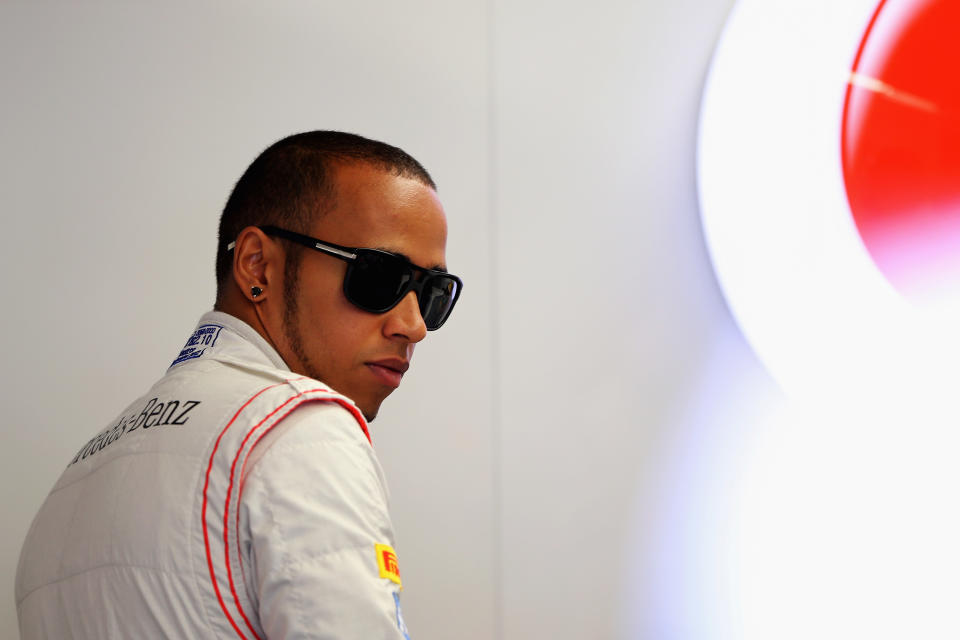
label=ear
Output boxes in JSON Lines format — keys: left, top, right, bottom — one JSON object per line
{"left": 232, "top": 226, "right": 281, "bottom": 303}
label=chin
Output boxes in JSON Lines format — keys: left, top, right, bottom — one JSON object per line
{"left": 357, "top": 397, "right": 382, "bottom": 423}
{"left": 357, "top": 392, "right": 392, "bottom": 423}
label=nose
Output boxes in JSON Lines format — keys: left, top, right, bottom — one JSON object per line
{"left": 384, "top": 290, "right": 428, "bottom": 343}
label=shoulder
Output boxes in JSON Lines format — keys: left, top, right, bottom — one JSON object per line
{"left": 239, "top": 399, "right": 392, "bottom": 539}
{"left": 243, "top": 397, "right": 380, "bottom": 488}
{"left": 261, "top": 399, "right": 370, "bottom": 452}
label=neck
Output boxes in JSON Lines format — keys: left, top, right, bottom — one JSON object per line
{"left": 215, "top": 288, "right": 279, "bottom": 356}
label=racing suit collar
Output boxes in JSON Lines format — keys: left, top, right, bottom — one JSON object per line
{"left": 171, "top": 311, "right": 290, "bottom": 372}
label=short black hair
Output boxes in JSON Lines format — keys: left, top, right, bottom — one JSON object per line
{"left": 214, "top": 130, "right": 436, "bottom": 297}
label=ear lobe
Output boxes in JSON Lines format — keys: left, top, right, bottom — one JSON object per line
{"left": 232, "top": 226, "right": 275, "bottom": 301}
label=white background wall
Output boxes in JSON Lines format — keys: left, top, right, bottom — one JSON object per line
{"left": 0, "top": 1, "right": 752, "bottom": 638}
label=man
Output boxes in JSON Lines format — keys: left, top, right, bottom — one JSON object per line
{"left": 15, "top": 131, "right": 462, "bottom": 638}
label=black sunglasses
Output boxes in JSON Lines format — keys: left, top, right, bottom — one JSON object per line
{"left": 258, "top": 225, "right": 462, "bottom": 330}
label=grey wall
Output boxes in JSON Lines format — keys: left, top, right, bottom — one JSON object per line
{"left": 1, "top": 1, "right": 745, "bottom": 638}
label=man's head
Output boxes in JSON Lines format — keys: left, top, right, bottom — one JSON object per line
{"left": 215, "top": 131, "right": 437, "bottom": 296}
{"left": 216, "top": 131, "right": 458, "bottom": 420}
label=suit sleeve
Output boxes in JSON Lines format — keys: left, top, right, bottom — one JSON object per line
{"left": 238, "top": 402, "right": 409, "bottom": 639}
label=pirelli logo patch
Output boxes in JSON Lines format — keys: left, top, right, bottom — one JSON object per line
{"left": 376, "top": 543, "right": 402, "bottom": 588}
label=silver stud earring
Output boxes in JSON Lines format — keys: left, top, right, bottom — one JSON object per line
{"left": 251, "top": 286, "right": 263, "bottom": 298}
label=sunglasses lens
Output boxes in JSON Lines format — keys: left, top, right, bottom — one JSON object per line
{"left": 346, "top": 251, "right": 411, "bottom": 311}
{"left": 420, "top": 276, "right": 460, "bottom": 330}
{"left": 345, "top": 249, "right": 461, "bottom": 330}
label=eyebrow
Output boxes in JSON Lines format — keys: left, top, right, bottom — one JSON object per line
{"left": 376, "top": 246, "right": 447, "bottom": 272}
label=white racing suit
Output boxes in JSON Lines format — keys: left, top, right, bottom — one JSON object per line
{"left": 15, "top": 311, "right": 411, "bottom": 639}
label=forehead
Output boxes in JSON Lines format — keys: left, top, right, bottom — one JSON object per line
{"left": 312, "top": 162, "right": 448, "bottom": 269}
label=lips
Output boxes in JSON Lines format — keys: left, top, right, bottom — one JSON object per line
{"left": 365, "top": 357, "right": 409, "bottom": 388}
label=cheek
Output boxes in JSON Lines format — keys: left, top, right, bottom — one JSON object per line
{"left": 307, "top": 303, "right": 382, "bottom": 366}
{"left": 297, "top": 266, "right": 348, "bottom": 320}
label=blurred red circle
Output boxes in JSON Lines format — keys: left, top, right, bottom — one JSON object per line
{"left": 842, "top": 0, "right": 960, "bottom": 301}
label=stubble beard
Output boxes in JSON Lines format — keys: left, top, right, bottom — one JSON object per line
{"left": 281, "top": 252, "right": 380, "bottom": 422}
{"left": 282, "top": 253, "right": 324, "bottom": 384}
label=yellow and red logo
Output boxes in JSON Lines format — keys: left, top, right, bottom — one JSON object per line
{"left": 375, "top": 543, "right": 402, "bottom": 588}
